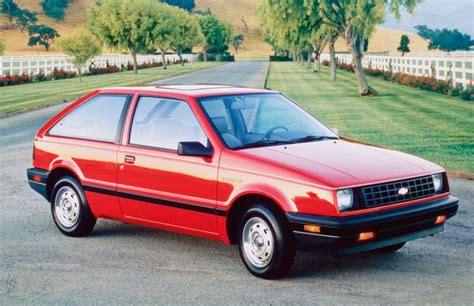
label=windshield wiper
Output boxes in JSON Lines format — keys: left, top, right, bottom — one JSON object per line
{"left": 289, "top": 135, "right": 338, "bottom": 143}
{"left": 235, "top": 139, "right": 293, "bottom": 150}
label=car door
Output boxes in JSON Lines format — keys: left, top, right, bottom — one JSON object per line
{"left": 116, "top": 95, "right": 219, "bottom": 236}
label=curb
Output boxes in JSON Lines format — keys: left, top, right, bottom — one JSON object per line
{"left": 447, "top": 171, "right": 474, "bottom": 180}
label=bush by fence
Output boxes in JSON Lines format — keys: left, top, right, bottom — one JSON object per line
{"left": 322, "top": 59, "right": 472, "bottom": 101}
{"left": 0, "top": 58, "right": 187, "bottom": 87}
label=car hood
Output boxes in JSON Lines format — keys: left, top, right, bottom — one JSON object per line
{"left": 241, "top": 139, "right": 444, "bottom": 188}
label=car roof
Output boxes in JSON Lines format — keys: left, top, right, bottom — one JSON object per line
{"left": 99, "top": 84, "right": 278, "bottom": 98}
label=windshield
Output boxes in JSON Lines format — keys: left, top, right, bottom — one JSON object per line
{"left": 198, "top": 93, "right": 337, "bottom": 149}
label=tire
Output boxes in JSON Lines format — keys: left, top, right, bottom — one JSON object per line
{"left": 372, "top": 242, "right": 406, "bottom": 253}
{"left": 50, "top": 176, "right": 96, "bottom": 237}
{"left": 238, "top": 204, "right": 296, "bottom": 279}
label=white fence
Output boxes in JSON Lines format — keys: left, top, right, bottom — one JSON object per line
{"left": 320, "top": 52, "right": 474, "bottom": 89}
{"left": 0, "top": 53, "right": 198, "bottom": 76}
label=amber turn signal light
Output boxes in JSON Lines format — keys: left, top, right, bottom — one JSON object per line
{"left": 304, "top": 224, "right": 321, "bottom": 233}
{"left": 434, "top": 215, "right": 446, "bottom": 224}
{"left": 357, "top": 231, "right": 375, "bottom": 241}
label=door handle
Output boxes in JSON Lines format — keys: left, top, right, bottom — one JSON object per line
{"left": 124, "top": 155, "right": 135, "bottom": 164}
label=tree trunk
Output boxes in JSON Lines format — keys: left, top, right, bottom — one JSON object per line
{"left": 329, "top": 39, "right": 336, "bottom": 81}
{"left": 203, "top": 48, "right": 208, "bottom": 62}
{"left": 131, "top": 50, "right": 138, "bottom": 74}
{"left": 178, "top": 49, "right": 184, "bottom": 66}
{"left": 161, "top": 49, "right": 167, "bottom": 69}
{"left": 307, "top": 48, "right": 312, "bottom": 68}
{"left": 346, "top": 29, "right": 377, "bottom": 96}
{"left": 78, "top": 68, "right": 82, "bottom": 82}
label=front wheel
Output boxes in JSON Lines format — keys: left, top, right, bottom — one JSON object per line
{"left": 238, "top": 205, "right": 295, "bottom": 279}
{"left": 51, "top": 176, "right": 96, "bottom": 237}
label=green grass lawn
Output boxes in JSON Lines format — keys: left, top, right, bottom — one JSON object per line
{"left": 266, "top": 62, "right": 474, "bottom": 173}
{"left": 0, "top": 62, "right": 222, "bottom": 114}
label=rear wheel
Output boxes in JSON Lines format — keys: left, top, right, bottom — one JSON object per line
{"left": 372, "top": 242, "right": 406, "bottom": 253}
{"left": 51, "top": 176, "right": 96, "bottom": 237}
{"left": 238, "top": 204, "right": 295, "bottom": 279}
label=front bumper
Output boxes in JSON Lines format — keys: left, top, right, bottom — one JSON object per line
{"left": 27, "top": 168, "right": 50, "bottom": 200}
{"left": 287, "top": 195, "right": 459, "bottom": 255}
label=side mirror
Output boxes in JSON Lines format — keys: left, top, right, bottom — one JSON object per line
{"left": 330, "top": 128, "right": 339, "bottom": 135}
{"left": 178, "top": 141, "right": 213, "bottom": 157}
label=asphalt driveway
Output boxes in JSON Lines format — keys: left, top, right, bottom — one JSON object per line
{"left": 1, "top": 61, "right": 473, "bottom": 304}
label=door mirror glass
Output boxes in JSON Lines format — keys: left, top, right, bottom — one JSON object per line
{"left": 178, "top": 141, "right": 213, "bottom": 157}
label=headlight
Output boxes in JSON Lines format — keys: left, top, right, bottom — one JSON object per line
{"left": 432, "top": 173, "right": 443, "bottom": 193}
{"left": 337, "top": 189, "right": 353, "bottom": 211}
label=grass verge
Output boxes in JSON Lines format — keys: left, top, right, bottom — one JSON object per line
{"left": 0, "top": 62, "right": 222, "bottom": 115}
{"left": 266, "top": 62, "right": 474, "bottom": 173}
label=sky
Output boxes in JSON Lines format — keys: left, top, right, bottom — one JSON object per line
{"left": 382, "top": 0, "right": 474, "bottom": 36}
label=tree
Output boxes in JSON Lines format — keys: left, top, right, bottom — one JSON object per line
{"left": 40, "top": 0, "right": 69, "bottom": 21}
{"left": 0, "top": 39, "right": 5, "bottom": 55}
{"left": 416, "top": 25, "right": 474, "bottom": 52}
{"left": 88, "top": 0, "right": 157, "bottom": 74}
{"left": 1, "top": 0, "right": 19, "bottom": 22}
{"left": 318, "top": 0, "right": 421, "bottom": 96}
{"left": 161, "top": 0, "right": 195, "bottom": 12}
{"left": 58, "top": 27, "right": 102, "bottom": 81}
{"left": 150, "top": 3, "right": 181, "bottom": 69}
{"left": 258, "top": 0, "right": 321, "bottom": 66}
{"left": 14, "top": 8, "right": 38, "bottom": 32}
{"left": 232, "top": 34, "right": 244, "bottom": 54}
{"left": 397, "top": 34, "right": 410, "bottom": 56}
{"left": 198, "top": 14, "right": 233, "bottom": 61}
{"left": 169, "top": 11, "right": 204, "bottom": 66}
{"left": 27, "top": 24, "right": 59, "bottom": 51}
{"left": 415, "top": 24, "right": 434, "bottom": 40}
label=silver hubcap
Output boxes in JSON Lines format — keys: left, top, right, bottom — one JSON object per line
{"left": 242, "top": 217, "right": 274, "bottom": 268}
{"left": 54, "top": 186, "right": 80, "bottom": 228}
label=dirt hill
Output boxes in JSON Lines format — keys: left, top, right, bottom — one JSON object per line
{"left": 1, "top": 0, "right": 429, "bottom": 57}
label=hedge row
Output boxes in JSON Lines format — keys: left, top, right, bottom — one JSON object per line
{"left": 0, "top": 58, "right": 187, "bottom": 86}
{"left": 197, "top": 52, "right": 235, "bottom": 62}
{"left": 269, "top": 55, "right": 292, "bottom": 62}
{"left": 322, "top": 59, "right": 472, "bottom": 101}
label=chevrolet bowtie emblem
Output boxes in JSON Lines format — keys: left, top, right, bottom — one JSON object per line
{"left": 398, "top": 187, "right": 409, "bottom": 195}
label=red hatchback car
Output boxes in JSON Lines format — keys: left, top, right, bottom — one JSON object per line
{"left": 27, "top": 85, "right": 458, "bottom": 278}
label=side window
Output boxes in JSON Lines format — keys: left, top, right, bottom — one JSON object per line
{"left": 129, "top": 97, "right": 207, "bottom": 150}
{"left": 49, "top": 94, "right": 129, "bottom": 142}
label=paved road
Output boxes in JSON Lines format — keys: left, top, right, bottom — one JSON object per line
{"left": 1, "top": 61, "right": 473, "bottom": 304}
{"left": 151, "top": 61, "right": 269, "bottom": 88}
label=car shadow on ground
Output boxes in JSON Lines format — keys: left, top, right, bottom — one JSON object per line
{"left": 87, "top": 219, "right": 441, "bottom": 280}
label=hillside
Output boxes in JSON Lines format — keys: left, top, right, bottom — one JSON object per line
{"left": 1, "top": 0, "right": 429, "bottom": 57}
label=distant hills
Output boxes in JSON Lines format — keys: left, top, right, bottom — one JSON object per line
{"left": 1, "top": 0, "right": 431, "bottom": 58}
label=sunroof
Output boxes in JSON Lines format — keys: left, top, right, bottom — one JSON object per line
{"left": 156, "top": 84, "right": 234, "bottom": 91}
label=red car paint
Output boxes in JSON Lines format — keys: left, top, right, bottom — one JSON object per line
{"left": 30, "top": 85, "right": 456, "bottom": 245}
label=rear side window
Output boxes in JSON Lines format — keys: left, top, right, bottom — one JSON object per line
{"left": 129, "top": 97, "right": 207, "bottom": 150}
{"left": 49, "top": 94, "right": 129, "bottom": 142}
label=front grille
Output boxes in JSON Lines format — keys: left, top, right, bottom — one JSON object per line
{"left": 361, "top": 176, "right": 435, "bottom": 208}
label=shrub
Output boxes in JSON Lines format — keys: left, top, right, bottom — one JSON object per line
{"left": 219, "top": 54, "right": 235, "bottom": 61}
{"left": 269, "top": 55, "right": 292, "bottom": 61}
{"left": 88, "top": 65, "right": 120, "bottom": 75}
{"left": 461, "top": 87, "right": 472, "bottom": 101}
